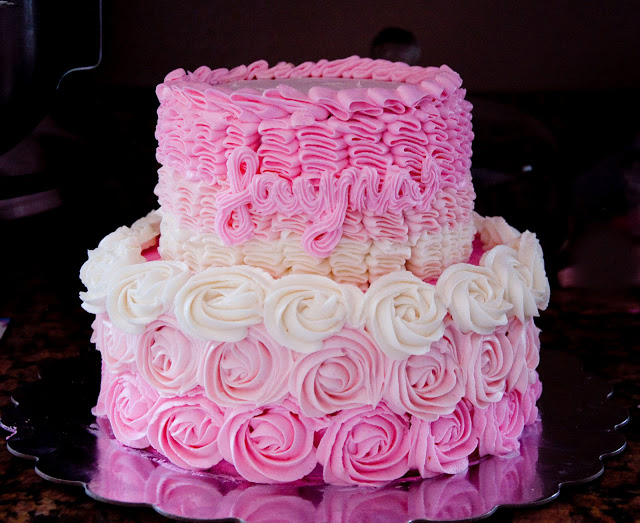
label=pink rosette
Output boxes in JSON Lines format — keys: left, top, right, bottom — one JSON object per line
{"left": 385, "top": 332, "right": 465, "bottom": 421}
{"left": 198, "top": 325, "right": 293, "bottom": 408}
{"left": 147, "top": 391, "right": 225, "bottom": 470}
{"left": 522, "top": 373, "right": 543, "bottom": 426}
{"left": 288, "top": 328, "right": 387, "bottom": 418}
{"left": 135, "top": 314, "right": 204, "bottom": 396}
{"left": 473, "top": 389, "right": 526, "bottom": 457}
{"left": 316, "top": 403, "right": 410, "bottom": 486}
{"left": 217, "top": 400, "right": 318, "bottom": 483}
{"left": 408, "top": 399, "right": 478, "bottom": 478}
{"left": 92, "top": 314, "right": 136, "bottom": 372}
{"left": 105, "top": 371, "right": 159, "bottom": 448}
{"left": 504, "top": 319, "right": 529, "bottom": 394}
{"left": 525, "top": 317, "right": 541, "bottom": 371}
{"left": 452, "top": 324, "right": 515, "bottom": 409}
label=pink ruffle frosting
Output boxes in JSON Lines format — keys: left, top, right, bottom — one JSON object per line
{"left": 154, "top": 57, "right": 474, "bottom": 258}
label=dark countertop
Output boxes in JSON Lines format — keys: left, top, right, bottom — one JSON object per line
{"left": 0, "top": 207, "right": 638, "bottom": 522}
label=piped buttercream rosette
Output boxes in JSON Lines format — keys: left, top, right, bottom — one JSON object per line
{"left": 81, "top": 212, "right": 550, "bottom": 360}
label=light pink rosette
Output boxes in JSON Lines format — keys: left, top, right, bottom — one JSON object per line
{"left": 92, "top": 314, "right": 136, "bottom": 372}
{"left": 198, "top": 325, "right": 293, "bottom": 407}
{"left": 408, "top": 399, "right": 478, "bottom": 478}
{"left": 524, "top": 318, "right": 541, "bottom": 372}
{"left": 384, "top": 331, "right": 465, "bottom": 421}
{"left": 146, "top": 391, "right": 225, "bottom": 470}
{"left": 288, "top": 328, "right": 387, "bottom": 417}
{"left": 473, "top": 389, "right": 526, "bottom": 457}
{"left": 105, "top": 371, "right": 159, "bottom": 448}
{"left": 452, "top": 324, "right": 515, "bottom": 408}
{"left": 522, "top": 373, "right": 542, "bottom": 426}
{"left": 503, "top": 317, "right": 539, "bottom": 395}
{"left": 135, "top": 314, "right": 204, "bottom": 396}
{"left": 217, "top": 400, "right": 318, "bottom": 483}
{"left": 316, "top": 403, "right": 410, "bottom": 486}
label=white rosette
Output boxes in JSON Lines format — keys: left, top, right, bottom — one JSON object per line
{"left": 507, "top": 231, "right": 550, "bottom": 310}
{"left": 436, "top": 263, "right": 512, "bottom": 335}
{"left": 80, "top": 244, "right": 146, "bottom": 314}
{"left": 263, "top": 274, "right": 348, "bottom": 353}
{"left": 106, "top": 260, "right": 190, "bottom": 334}
{"left": 174, "top": 266, "right": 272, "bottom": 342}
{"left": 480, "top": 245, "right": 538, "bottom": 323}
{"left": 364, "top": 271, "right": 446, "bottom": 360}
{"left": 474, "top": 213, "right": 520, "bottom": 250}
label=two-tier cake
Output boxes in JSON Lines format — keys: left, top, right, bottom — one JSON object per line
{"left": 80, "top": 56, "right": 548, "bottom": 486}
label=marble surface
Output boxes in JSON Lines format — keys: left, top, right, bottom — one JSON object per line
{"left": 0, "top": 211, "right": 638, "bottom": 522}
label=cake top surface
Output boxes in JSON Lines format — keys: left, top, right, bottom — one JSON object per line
{"left": 211, "top": 78, "right": 404, "bottom": 94}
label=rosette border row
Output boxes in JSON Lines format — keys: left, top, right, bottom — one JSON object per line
{"left": 80, "top": 211, "right": 550, "bottom": 360}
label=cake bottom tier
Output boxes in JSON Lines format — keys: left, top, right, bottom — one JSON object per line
{"left": 93, "top": 313, "right": 542, "bottom": 487}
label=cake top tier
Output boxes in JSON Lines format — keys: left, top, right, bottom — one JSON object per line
{"left": 157, "top": 56, "right": 464, "bottom": 123}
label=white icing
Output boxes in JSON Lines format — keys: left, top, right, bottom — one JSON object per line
{"left": 106, "top": 260, "right": 190, "bottom": 334}
{"left": 364, "top": 271, "right": 446, "bottom": 360}
{"left": 263, "top": 274, "right": 348, "bottom": 353}
{"left": 174, "top": 266, "right": 273, "bottom": 342}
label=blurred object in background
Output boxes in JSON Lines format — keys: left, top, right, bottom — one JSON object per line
{"left": 370, "top": 27, "right": 422, "bottom": 65}
{"left": 558, "top": 131, "right": 640, "bottom": 291}
{"left": 0, "top": 0, "right": 101, "bottom": 219}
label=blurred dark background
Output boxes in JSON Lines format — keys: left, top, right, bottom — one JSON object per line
{"left": 1, "top": 0, "right": 640, "bottom": 303}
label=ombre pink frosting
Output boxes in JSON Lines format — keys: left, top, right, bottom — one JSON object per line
{"left": 146, "top": 391, "right": 225, "bottom": 470}
{"left": 288, "top": 328, "right": 387, "bottom": 417}
{"left": 385, "top": 328, "right": 466, "bottom": 421}
{"left": 217, "top": 399, "right": 319, "bottom": 483}
{"left": 154, "top": 57, "right": 474, "bottom": 258}
{"left": 199, "top": 325, "right": 293, "bottom": 407}
{"left": 316, "top": 402, "right": 411, "bottom": 486}
{"left": 105, "top": 371, "right": 159, "bottom": 449}
{"left": 408, "top": 399, "right": 478, "bottom": 477}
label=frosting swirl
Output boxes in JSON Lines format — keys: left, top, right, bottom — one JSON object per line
{"left": 263, "top": 274, "right": 348, "bottom": 353}
{"left": 198, "top": 325, "right": 293, "bottom": 407}
{"left": 217, "top": 400, "right": 317, "bottom": 483}
{"left": 385, "top": 330, "right": 465, "bottom": 420}
{"left": 147, "top": 391, "right": 225, "bottom": 470}
{"left": 365, "top": 271, "right": 446, "bottom": 359}
{"left": 288, "top": 328, "right": 386, "bottom": 417}
{"left": 135, "top": 314, "right": 203, "bottom": 396}
{"left": 408, "top": 399, "right": 478, "bottom": 477}
{"left": 316, "top": 403, "right": 410, "bottom": 486}
{"left": 436, "top": 263, "right": 511, "bottom": 335}
{"left": 174, "top": 266, "right": 272, "bottom": 342}
{"left": 106, "top": 260, "right": 190, "bottom": 334}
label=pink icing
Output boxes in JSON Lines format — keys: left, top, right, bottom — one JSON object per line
{"left": 450, "top": 322, "right": 516, "bottom": 409}
{"left": 474, "top": 389, "right": 526, "bottom": 457}
{"left": 217, "top": 399, "right": 318, "bottom": 483}
{"left": 288, "top": 328, "right": 387, "bottom": 417}
{"left": 199, "top": 325, "right": 293, "bottom": 407}
{"left": 384, "top": 331, "right": 465, "bottom": 421}
{"left": 155, "top": 57, "right": 474, "bottom": 257}
{"left": 135, "top": 314, "right": 204, "bottom": 396}
{"left": 408, "top": 399, "right": 478, "bottom": 477}
{"left": 105, "top": 371, "right": 159, "bottom": 449}
{"left": 316, "top": 402, "right": 410, "bottom": 486}
{"left": 147, "top": 390, "right": 225, "bottom": 470}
